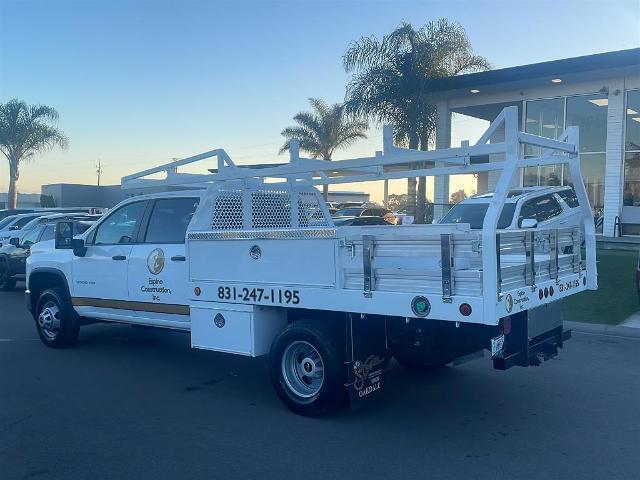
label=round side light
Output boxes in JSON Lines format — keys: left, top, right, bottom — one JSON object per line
{"left": 544, "top": 287, "right": 549, "bottom": 298}
{"left": 411, "top": 296, "right": 431, "bottom": 317}
{"left": 459, "top": 303, "right": 472, "bottom": 316}
{"left": 549, "top": 286, "right": 554, "bottom": 297}
{"left": 539, "top": 289, "right": 544, "bottom": 300}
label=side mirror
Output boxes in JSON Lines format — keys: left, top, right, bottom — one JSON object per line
{"left": 72, "top": 238, "right": 87, "bottom": 257}
{"left": 520, "top": 218, "right": 538, "bottom": 229}
{"left": 55, "top": 221, "right": 74, "bottom": 249}
{"left": 9, "top": 237, "right": 19, "bottom": 247}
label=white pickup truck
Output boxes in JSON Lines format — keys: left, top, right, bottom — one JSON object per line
{"left": 25, "top": 107, "right": 597, "bottom": 416}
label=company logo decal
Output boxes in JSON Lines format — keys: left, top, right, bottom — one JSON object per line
{"left": 147, "top": 248, "right": 165, "bottom": 275}
{"left": 505, "top": 293, "right": 513, "bottom": 313}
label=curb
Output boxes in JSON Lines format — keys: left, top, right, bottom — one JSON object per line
{"left": 565, "top": 321, "right": 640, "bottom": 338}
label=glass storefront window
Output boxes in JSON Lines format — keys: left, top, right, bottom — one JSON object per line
{"left": 523, "top": 93, "right": 607, "bottom": 214}
{"left": 625, "top": 90, "right": 640, "bottom": 152}
{"left": 624, "top": 153, "right": 640, "bottom": 207}
{"left": 524, "top": 97, "right": 564, "bottom": 156}
{"left": 624, "top": 90, "right": 640, "bottom": 208}
{"left": 566, "top": 93, "right": 608, "bottom": 153}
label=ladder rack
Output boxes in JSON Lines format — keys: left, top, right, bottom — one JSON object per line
{"left": 122, "top": 106, "right": 597, "bottom": 323}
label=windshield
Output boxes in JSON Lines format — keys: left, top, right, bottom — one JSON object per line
{"left": 440, "top": 203, "right": 517, "bottom": 229}
{"left": 334, "top": 208, "right": 362, "bottom": 217}
{"left": 0, "top": 216, "right": 18, "bottom": 230}
{"left": 22, "top": 216, "right": 52, "bottom": 230}
{"left": 12, "top": 215, "right": 41, "bottom": 229}
{"left": 20, "top": 225, "right": 44, "bottom": 246}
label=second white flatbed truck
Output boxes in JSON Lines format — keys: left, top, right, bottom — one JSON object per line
{"left": 25, "top": 107, "right": 596, "bottom": 416}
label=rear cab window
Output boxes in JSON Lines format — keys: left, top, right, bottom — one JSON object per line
{"left": 144, "top": 197, "right": 200, "bottom": 243}
{"left": 518, "top": 194, "right": 563, "bottom": 226}
{"left": 557, "top": 189, "right": 580, "bottom": 208}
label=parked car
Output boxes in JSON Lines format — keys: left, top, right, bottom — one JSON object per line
{"left": 325, "top": 202, "right": 339, "bottom": 215}
{"left": 333, "top": 206, "right": 397, "bottom": 225}
{"left": 333, "top": 216, "right": 392, "bottom": 226}
{"left": 0, "top": 209, "right": 36, "bottom": 221}
{"left": 438, "top": 186, "right": 581, "bottom": 230}
{"left": 0, "top": 213, "right": 51, "bottom": 247}
{"left": 0, "top": 212, "right": 92, "bottom": 247}
{"left": 0, "top": 219, "right": 94, "bottom": 291}
{"left": 336, "top": 201, "right": 364, "bottom": 209}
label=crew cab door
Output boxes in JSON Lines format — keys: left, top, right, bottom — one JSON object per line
{"left": 71, "top": 201, "right": 148, "bottom": 320}
{"left": 126, "top": 197, "right": 200, "bottom": 328}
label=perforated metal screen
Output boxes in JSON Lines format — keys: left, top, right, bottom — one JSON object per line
{"left": 207, "top": 186, "right": 331, "bottom": 231}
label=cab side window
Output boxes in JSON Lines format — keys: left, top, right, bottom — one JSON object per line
{"left": 94, "top": 202, "right": 147, "bottom": 245}
{"left": 144, "top": 198, "right": 199, "bottom": 244}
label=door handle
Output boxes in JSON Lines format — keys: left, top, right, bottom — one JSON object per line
{"left": 112, "top": 255, "right": 127, "bottom": 261}
{"left": 171, "top": 255, "right": 186, "bottom": 262}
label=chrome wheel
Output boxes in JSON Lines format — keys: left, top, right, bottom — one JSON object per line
{"left": 38, "top": 301, "right": 61, "bottom": 340}
{"left": 281, "top": 340, "right": 325, "bottom": 400}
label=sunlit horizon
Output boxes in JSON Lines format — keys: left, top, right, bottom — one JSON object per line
{"left": 1, "top": 0, "right": 638, "bottom": 203}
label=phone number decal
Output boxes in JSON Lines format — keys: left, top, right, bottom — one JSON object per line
{"left": 217, "top": 286, "right": 300, "bottom": 305}
{"left": 558, "top": 279, "right": 580, "bottom": 293}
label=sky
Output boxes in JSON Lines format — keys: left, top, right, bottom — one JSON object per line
{"left": 1, "top": 0, "right": 639, "bottom": 203}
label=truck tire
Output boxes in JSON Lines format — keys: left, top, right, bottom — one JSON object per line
{"left": 34, "top": 288, "right": 80, "bottom": 348}
{"left": 269, "top": 319, "right": 346, "bottom": 417}
{"left": 0, "top": 266, "right": 16, "bottom": 291}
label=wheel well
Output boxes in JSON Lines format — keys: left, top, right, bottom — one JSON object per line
{"left": 28, "top": 270, "right": 69, "bottom": 310}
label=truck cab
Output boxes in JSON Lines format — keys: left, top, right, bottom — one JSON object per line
{"left": 26, "top": 192, "right": 203, "bottom": 332}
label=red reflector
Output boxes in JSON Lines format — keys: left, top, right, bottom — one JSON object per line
{"left": 503, "top": 316, "right": 512, "bottom": 335}
{"left": 459, "top": 303, "right": 472, "bottom": 316}
{"left": 549, "top": 286, "right": 554, "bottom": 296}
{"left": 544, "top": 287, "right": 549, "bottom": 298}
{"left": 539, "top": 289, "right": 544, "bottom": 300}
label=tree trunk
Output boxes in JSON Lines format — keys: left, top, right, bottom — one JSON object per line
{"left": 7, "top": 159, "right": 19, "bottom": 210}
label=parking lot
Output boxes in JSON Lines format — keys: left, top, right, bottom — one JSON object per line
{"left": 1, "top": 286, "right": 639, "bottom": 480}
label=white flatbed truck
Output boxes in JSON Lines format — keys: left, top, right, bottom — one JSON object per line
{"left": 25, "top": 107, "right": 596, "bottom": 416}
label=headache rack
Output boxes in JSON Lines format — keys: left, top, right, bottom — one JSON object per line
{"left": 122, "top": 106, "right": 597, "bottom": 325}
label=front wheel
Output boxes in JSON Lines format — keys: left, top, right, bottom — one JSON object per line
{"left": 35, "top": 288, "right": 80, "bottom": 348}
{"left": 269, "top": 319, "right": 346, "bottom": 417}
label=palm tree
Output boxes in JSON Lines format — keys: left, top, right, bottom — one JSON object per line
{"left": 0, "top": 99, "right": 68, "bottom": 209}
{"left": 343, "top": 19, "right": 489, "bottom": 222}
{"left": 280, "top": 98, "right": 368, "bottom": 200}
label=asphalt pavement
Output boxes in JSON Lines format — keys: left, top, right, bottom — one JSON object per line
{"left": 1, "top": 286, "right": 639, "bottom": 480}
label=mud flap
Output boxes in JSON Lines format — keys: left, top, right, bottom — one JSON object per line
{"left": 345, "top": 313, "right": 392, "bottom": 411}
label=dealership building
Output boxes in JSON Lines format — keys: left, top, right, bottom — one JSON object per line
{"left": 429, "top": 48, "right": 640, "bottom": 236}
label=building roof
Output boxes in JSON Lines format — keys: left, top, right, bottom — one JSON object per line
{"left": 429, "top": 48, "right": 640, "bottom": 93}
